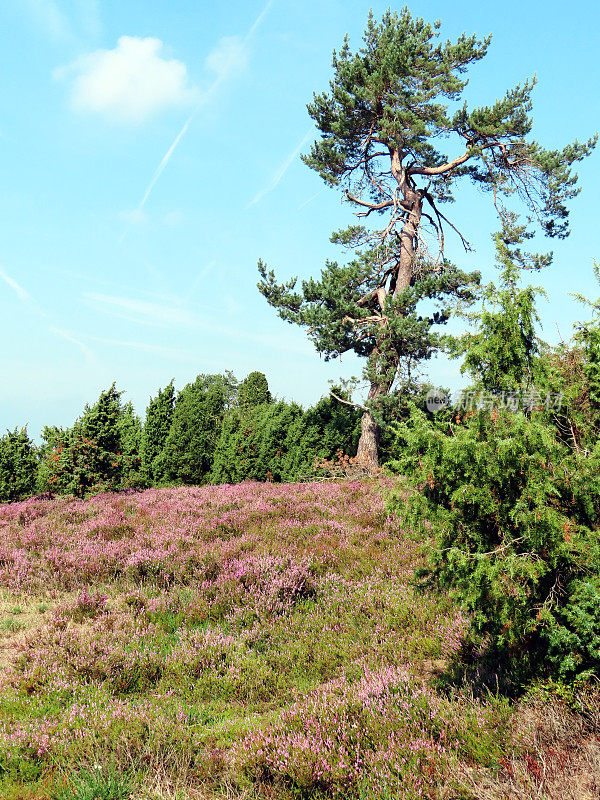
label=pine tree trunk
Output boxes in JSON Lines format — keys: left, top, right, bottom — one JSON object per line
{"left": 356, "top": 407, "right": 381, "bottom": 470}
{"left": 355, "top": 376, "right": 392, "bottom": 471}
{"left": 354, "top": 161, "right": 422, "bottom": 471}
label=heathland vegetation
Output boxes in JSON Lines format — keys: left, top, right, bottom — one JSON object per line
{"left": 1, "top": 7, "right": 599, "bottom": 800}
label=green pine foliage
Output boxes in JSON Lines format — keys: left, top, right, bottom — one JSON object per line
{"left": 299, "top": 391, "right": 361, "bottom": 467}
{"left": 389, "top": 404, "right": 600, "bottom": 683}
{"left": 211, "top": 400, "right": 305, "bottom": 484}
{"left": 0, "top": 428, "right": 38, "bottom": 502}
{"left": 211, "top": 382, "right": 361, "bottom": 484}
{"left": 38, "top": 384, "right": 125, "bottom": 497}
{"left": 37, "top": 385, "right": 145, "bottom": 497}
{"left": 535, "top": 261, "right": 600, "bottom": 455}
{"left": 10, "top": 372, "right": 363, "bottom": 500}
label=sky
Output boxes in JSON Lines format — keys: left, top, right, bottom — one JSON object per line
{"left": 0, "top": 0, "right": 598, "bottom": 438}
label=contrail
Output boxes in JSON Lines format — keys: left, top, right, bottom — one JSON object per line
{"left": 138, "top": 113, "right": 194, "bottom": 210}
{"left": 244, "top": 0, "right": 275, "bottom": 41}
{"left": 120, "top": 0, "right": 275, "bottom": 242}
{"left": 0, "top": 268, "right": 33, "bottom": 303}
{"left": 297, "top": 187, "right": 325, "bottom": 211}
{"left": 0, "top": 267, "right": 49, "bottom": 318}
{"left": 0, "top": 267, "right": 96, "bottom": 359}
{"left": 49, "top": 326, "right": 95, "bottom": 361}
{"left": 247, "top": 126, "right": 314, "bottom": 208}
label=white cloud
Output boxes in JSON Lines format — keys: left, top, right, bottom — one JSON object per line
{"left": 21, "top": 0, "right": 102, "bottom": 43}
{"left": 88, "top": 335, "right": 218, "bottom": 366}
{"left": 55, "top": 36, "right": 197, "bottom": 123}
{"left": 119, "top": 34, "right": 248, "bottom": 235}
{"left": 83, "top": 290, "right": 313, "bottom": 355}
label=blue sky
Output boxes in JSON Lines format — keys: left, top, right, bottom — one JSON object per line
{"left": 0, "top": 0, "right": 598, "bottom": 438}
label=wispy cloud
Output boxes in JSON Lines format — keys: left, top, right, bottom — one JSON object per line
{"left": 21, "top": 0, "right": 102, "bottom": 44}
{"left": 21, "top": 0, "right": 71, "bottom": 42}
{"left": 0, "top": 267, "right": 97, "bottom": 361}
{"left": 49, "top": 326, "right": 95, "bottom": 361}
{"left": 0, "top": 269, "right": 34, "bottom": 304}
{"left": 88, "top": 335, "right": 224, "bottom": 367}
{"left": 184, "top": 260, "right": 218, "bottom": 303}
{"left": 83, "top": 292, "right": 200, "bottom": 328}
{"left": 120, "top": 0, "right": 276, "bottom": 240}
{"left": 245, "top": 0, "right": 276, "bottom": 39}
{"left": 246, "top": 127, "right": 314, "bottom": 208}
{"left": 132, "top": 112, "right": 195, "bottom": 219}
{"left": 0, "top": 267, "right": 52, "bottom": 320}
{"left": 83, "top": 289, "right": 312, "bottom": 355}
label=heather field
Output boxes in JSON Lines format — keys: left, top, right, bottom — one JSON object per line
{"left": 0, "top": 480, "right": 598, "bottom": 800}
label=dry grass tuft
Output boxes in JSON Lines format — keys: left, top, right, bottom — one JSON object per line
{"left": 450, "top": 694, "right": 600, "bottom": 800}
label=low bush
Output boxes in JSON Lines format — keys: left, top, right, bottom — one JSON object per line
{"left": 388, "top": 404, "right": 600, "bottom": 686}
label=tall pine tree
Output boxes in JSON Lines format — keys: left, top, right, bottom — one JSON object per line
{"left": 258, "top": 8, "right": 596, "bottom": 467}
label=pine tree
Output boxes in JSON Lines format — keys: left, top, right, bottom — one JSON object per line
{"left": 211, "top": 400, "right": 304, "bottom": 484}
{"left": 258, "top": 8, "right": 596, "bottom": 468}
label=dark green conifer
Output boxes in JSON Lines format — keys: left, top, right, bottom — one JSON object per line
{"left": 140, "top": 381, "right": 175, "bottom": 484}
{"left": 157, "top": 373, "right": 236, "bottom": 485}
{"left": 451, "top": 213, "right": 548, "bottom": 393}
{"left": 238, "top": 371, "right": 271, "bottom": 411}
{"left": 0, "top": 428, "right": 38, "bottom": 501}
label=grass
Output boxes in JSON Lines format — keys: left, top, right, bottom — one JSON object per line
{"left": 50, "top": 764, "right": 133, "bottom": 800}
{"left": 0, "top": 479, "right": 597, "bottom": 799}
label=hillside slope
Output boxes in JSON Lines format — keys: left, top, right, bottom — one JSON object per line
{"left": 0, "top": 480, "right": 598, "bottom": 799}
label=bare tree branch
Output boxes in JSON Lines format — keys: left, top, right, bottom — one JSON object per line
{"left": 346, "top": 191, "right": 394, "bottom": 215}
{"left": 330, "top": 391, "right": 368, "bottom": 412}
{"left": 409, "top": 147, "right": 473, "bottom": 176}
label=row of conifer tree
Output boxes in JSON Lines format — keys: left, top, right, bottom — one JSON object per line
{"left": 0, "top": 371, "right": 364, "bottom": 501}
